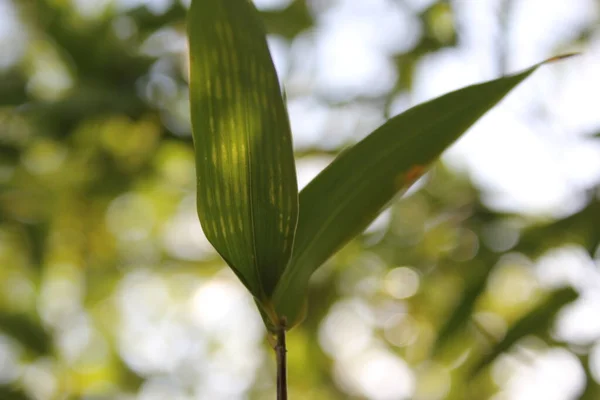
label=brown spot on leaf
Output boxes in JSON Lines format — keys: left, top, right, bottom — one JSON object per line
{"left": 404, "top": 165, "right": 426, "bottom": 184}
{"left": 394, "top": 164, "right": 427, "bottom": 190}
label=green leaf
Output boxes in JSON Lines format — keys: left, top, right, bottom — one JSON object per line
{"left": 261, "top": 0, "right": 313, "bottom": 40}
{"left": 578, "top": 354, "right": 600, "bottom": 400}
{"left": 471, "top": 287, "right": 578, "bottom": 376}
{"left": 0, "top": 386, "right": 31, "bottom": 400}
{"left": 432, "top": 253, "right": 498, "bottom": 356}
{"left": 272, "top": 57, "right": 574, "bottom": 328}
{"left": 0, "top": 312, "right": 51, "bottom": 356}
{"left": 188, "top": 0, "right": 298, "bottom": 305}
{"left": 517, "top": 200, "right": 600, "bottom": 257}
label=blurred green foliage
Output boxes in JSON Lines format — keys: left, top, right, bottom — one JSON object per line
{"left": 1, "top": 0, "right": 599, "bottom": 399}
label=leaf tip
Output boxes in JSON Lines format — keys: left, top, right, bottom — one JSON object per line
{"left": 544, "top": 53, "right": 581, "bottom": 64}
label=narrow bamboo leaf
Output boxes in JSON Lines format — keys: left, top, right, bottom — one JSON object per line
{"left": 272, "top": 58, "right": 572, "bottom": 327}
{"left": 188, "top": 0, "right": 298, "bottom": 302}
{"left": 471, "top": 287, "right": 578, "bottom": 376}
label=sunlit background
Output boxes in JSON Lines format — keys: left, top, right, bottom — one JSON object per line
{"left": 1, "top": 0, "right": 600, "bottom": 399}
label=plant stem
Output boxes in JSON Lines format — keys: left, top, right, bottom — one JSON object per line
{"left": 275, "top": 320, "right": 288, "bottom": 400}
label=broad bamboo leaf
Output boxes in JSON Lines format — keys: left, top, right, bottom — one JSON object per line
{"left": 471, "top": 287, "right": 578, "bottom": 376}
{"left": 188, "top": 0, "right": 298, "bottom": 304}
{"left": 272, "top": 57, "right": 575, "bottom": 328}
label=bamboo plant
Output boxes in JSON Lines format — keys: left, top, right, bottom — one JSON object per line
{"left": 186, "top": 0, "right": 574, "bottom": 397}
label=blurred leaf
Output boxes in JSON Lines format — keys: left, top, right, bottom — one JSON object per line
{"left": 419, "top": 0, "right": 456, "bottom": 49}
{"left": 19, "top": 84, "right": 145, "bottom": 139}
{"left": 26, "top": 0, "right": 152, "bottom": 86}
{"left": 188, "top": 0, "right": 298, "bottom": 309}
{"left": 432, "top": 254, "right": 497, "bottom": 355}
{"left": 116, "top": 357, "right": 146, "bottom": 392}
{"left": 0, "top": 144, "right": 21, "bottom": 165}
{"left": 0, "top": 386, "right": 31, "bottom": 400}
{"left": 23, "top": 221, "right": 48, "bottom": 271}
{"left": 126, "top": 3, "right": 187, "bottom": 35}
{"left": 578, "top": 354, "right": 600, "bottom": 400}
{"left": 261, "top": 0, "right": 313, "bottom": 39}
{"left": 272, "top": 58, "right": 572, "bottom": 329}
{"left": 392, "top": 1, "right": 457, "bottom": 94}
{"left": 471, "top": 287, "right": 578, "bottom": 376}
{"left": 517, "top": 200, "right": 600, "bottom": 257}
{"left": 0, "top": 313, "right": 51, "bottom": 356}
{"left": 0, "top": 71, "right": 28, "bottom": 106}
